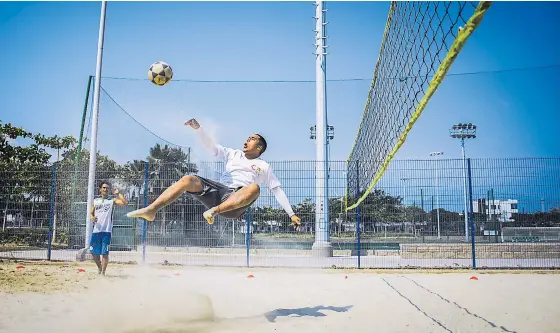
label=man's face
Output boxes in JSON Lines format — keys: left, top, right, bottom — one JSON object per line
{"left": 100, "top": 184, "right": 110, "bottom": 196}
{"left": 243, "top": 134, "right": 261, "bottom": 154}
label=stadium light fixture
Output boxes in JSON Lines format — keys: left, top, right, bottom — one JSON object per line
{"left": 327, "top": 125, "right": 334, "bottom": 141}
{"left": 450, "top": 123, "right": 477, "bottom": 242}
{"left": 310, "top": 125, "right": 334, "bottom": 142}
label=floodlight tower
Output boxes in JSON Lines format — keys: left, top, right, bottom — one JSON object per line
{"left": 449, "top": 123, "right": 477, "bottom": 242}
{"left": 311, "top": 0, "right": 333, "bottom": 257}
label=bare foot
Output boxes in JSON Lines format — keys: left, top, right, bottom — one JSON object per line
{"left": 203, "top": 208, "right": 216, "bottom": 225}
{"left": 126, "top": 207, "right": 156, "bottom": 221}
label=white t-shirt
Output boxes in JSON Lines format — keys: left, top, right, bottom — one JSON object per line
{"left": 92, "top": 197, "right": 115, "bottom": 233}
{"left": 215, "top": 144, "right": 281, "bottom": 190}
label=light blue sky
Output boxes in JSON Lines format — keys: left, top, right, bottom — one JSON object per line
{"left": 2, "top": 1, "right": 559, "bottom": 163}
{"left": 1, "top": 1, "right": 559, "bottom": 212}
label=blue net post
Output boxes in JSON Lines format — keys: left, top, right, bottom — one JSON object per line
{"left": 47, "top": 163, "right": 57, "bottom": 261}
{"left": 467, "top": 158, "right": 476, "bottom": 269}
{"left": 355, "top": 160, "right": 361, "bottom": 269}
{"left": 142, "top": 160, "right": 149, "bottom": 263}
{"left": 246, "top": 207, "right": 251, "bottom": 267}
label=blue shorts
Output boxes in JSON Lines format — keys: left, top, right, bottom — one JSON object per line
{"left": 90, "top": 232, "right": 111, "bottom": 255}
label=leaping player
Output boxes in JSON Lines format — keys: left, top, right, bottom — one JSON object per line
{"left": 126, "top": 119, "right": 301, "bottom": 230}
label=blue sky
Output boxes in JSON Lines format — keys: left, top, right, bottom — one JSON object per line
{"left": 2, "top": 1, "right": 559, "bottom": 162}
{"left": 1, "top": 1, "right": 559, "bottom": 212}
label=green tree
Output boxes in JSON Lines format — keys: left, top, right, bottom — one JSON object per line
{"left": 121, "top": 159, "right": 147, "bottom": 210}
{"left": 49, "top": 146, "right": 123, "bottom": 244}
{"left": 0, "top": 120, "right": 76, "bottom": 165}
{"left": 144, "top": 144, "right": 198, "bottom": 236}
{"left": 0, "top": 121, "right": 76, "bottom": 231}
{"left": 344, "top": 189, "right": 405, "bottom": 233}
{"left": 253, "top": 206, "right": 280, "bottom": 231}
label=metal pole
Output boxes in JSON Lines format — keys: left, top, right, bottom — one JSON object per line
{"left": 355, "top": 161, "right": 361, "bottom": 269}
{"left": 142, "top": 161, "right": 149, "bottom": 262}
{"left": 461, "top": 139, "right": 469, "bottom": 242}
{"left": 70, "top": 75, "right": 93, "bottom": 208}
{"left": 401, "top": 178, "right": 408, "bottom": 224}
{"left": 467, "top": 158, "right": 476, "bottom": 269}
{"left": 84, "top": 1, "right": 108, "bottom": 249}
{"left": 435, "top": 160, "right": 441, "bottom": 239}
{"left": 47, "top": 163, "right": 57, "bottom": 261}
{"left": 246, "top": 207, "right": 251, "bottom": 267}
{"left": 312, "top": 0, "right": 332, "bottom": 257}
{"left": 491, "top": 188, "right": 494, "bottom": 219}
{"left": 76, "top": 76, "right": 93, "bottom": 159}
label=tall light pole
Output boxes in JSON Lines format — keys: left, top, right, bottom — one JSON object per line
{"left": 82, "top": 1, "right": 107, "bottom": 257}
{"left": 429, "top": 152, "right": 443, "bottom": 239}
{"left": 450, "top": 123, "right": 476, "bottom": 242}
{"left": 311, "top": 0, "right": 332, "bottom": 257}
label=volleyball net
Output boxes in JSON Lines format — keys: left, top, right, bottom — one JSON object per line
{"left": 346, "top": 1, "right": 492, "bottom": 211}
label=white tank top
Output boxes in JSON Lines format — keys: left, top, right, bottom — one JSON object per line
{"left": 92, "top": 197, "right": 115, "bottom": 233}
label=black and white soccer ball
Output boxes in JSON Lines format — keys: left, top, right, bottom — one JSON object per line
{"left": 148, "top": 61, "right": 173, "bottom": 86}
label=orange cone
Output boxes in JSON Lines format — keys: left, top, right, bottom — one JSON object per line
{"left": 77, "top": 268, "right": 85, "bottom": 273}
{"left": 470, "top": 276, "right": 478, "bottom": 280}
{"left": 247, "top": 274, "right": 255, "bottom": 278}
{"left": 16, "top": 265, "right": 24, "bottom": 269}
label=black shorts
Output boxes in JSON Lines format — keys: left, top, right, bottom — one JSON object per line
{"left": 186, "top": 176, "right": 255, "bottom": 219}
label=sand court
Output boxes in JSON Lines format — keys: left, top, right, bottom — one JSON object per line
{"left": 1, "top": 261, "right": 559, "bottom": 333}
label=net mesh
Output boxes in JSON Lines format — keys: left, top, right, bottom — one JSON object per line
{"left": 346, "top": 1, "right": 492, "bottom": 210}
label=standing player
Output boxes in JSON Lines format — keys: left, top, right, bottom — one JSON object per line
{"left": 89, "top": 182, "right": 128, "bottom": 275}
{"left": 127, "top": 119, "right": 301, "bottom": 230}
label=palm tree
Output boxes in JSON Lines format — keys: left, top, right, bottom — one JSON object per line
{"left": 146, "top": 144, "right": 198, "bottom": 239}
{"left": 122, "top": 159, "right": 147, "bottom": 209}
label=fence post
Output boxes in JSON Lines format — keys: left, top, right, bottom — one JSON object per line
{"left": 355, "top": 160, "right": 361, "bottom": 269}
{"left": 142, "top": 161, "right": 149, "bottom": 263}
{"left": 246, "top": 207, "right": 251, "bottom": 267}
{"left": 467, "top": 158, "right": 476, "bottom": 269}
{"left": 47, "top": 163, "right": 57, "bottom": 261}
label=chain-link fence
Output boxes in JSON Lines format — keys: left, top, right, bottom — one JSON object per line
{"left": 1, "top": 157, "right": 559, "bottom": 268}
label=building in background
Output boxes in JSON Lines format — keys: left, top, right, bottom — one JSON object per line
{"left": 473, "top": 198, "right": 519, "bottom": 222}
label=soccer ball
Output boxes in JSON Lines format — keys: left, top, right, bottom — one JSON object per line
{"left": 148, "top": 61, "right": 173, "bottom": 86}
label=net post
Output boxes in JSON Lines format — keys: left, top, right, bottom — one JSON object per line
{"left": 467, "top": 158, "right": 476, "bottom": 269}
{"left": 142, "top": 160, "right": 149, "bottom": 263}
{"left": 246, "top": 207, "right": 251, "bottom": 267}
{"left": 47, "top": 163, "right": 57, "bottom": 261}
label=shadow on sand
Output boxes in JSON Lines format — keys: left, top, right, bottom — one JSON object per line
{"left": 122, "top": 304, "right": 354, "bottom": 333}
{"left": 263, "top": 305, "right": 354, "bottom": 322}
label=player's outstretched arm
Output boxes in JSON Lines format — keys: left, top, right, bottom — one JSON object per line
{"left": 185, "top": 118, "right": 220, "bottom": 156}
{"left": 271, "top": 186, "right": 301, "bottom": 231}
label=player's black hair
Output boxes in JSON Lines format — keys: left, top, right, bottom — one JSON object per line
{"left": 255, "top": 134, "right": 267, "bottom": 155}
{"left": 98, "top": 180, "right": 110, "bottom": 189}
